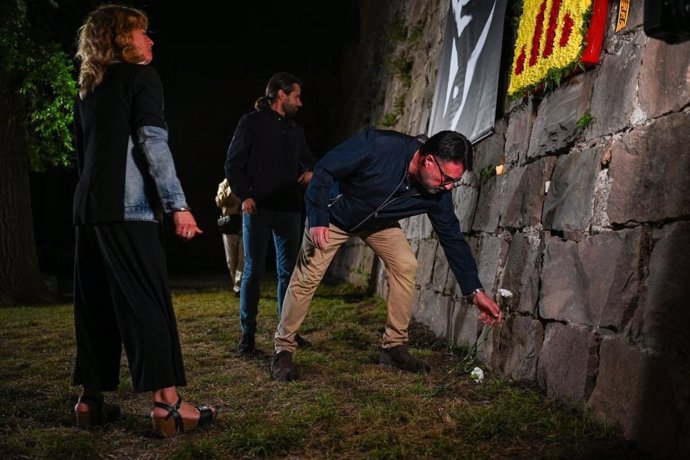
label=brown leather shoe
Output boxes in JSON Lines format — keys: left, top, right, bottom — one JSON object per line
{"left": 379, "top": 345, "right": 430, "bottom": 373}
{"left": 271, "top": 350, "right": 299, "bottom": 382}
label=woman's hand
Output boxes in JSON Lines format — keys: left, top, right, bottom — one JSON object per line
{"left": 173, "top": 210, "right": 202, "bottom": 241}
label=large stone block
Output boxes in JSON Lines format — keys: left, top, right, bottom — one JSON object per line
{"left": 587, "top": 336, "right": 687, "bottom": 457}
{"left": 540, "top": 238, "right": 588, "bottom": 323}
{"left": 374, "top": 259, "right": 388, "bottom": 300}
{"left": 638, "top": 39, "right": 690, "bottom": 119}
{"left": 537, "top": 323, "right": 599, "bottom": 404}
{"left": 473, "top": 118, "right": 506, "bottom": 173}
{"left": 426, "top": 292, "right": 454, "bottom": 340}
{"left": 580, "top": 227, "right": 643, "bottom": 329}
{"left": 413, "top": 284, "right": 435, "bottom": 325}
{"left": 629, "top": 221, "right": 690, "bottom": 367}
{"left": 414, "top": 238, "right": 439, "bottom": 288}
{"left": 448, "top": 299, "right": 481, "bottom": 348}
{"left": 472, "top": 176, "right": 503, "bottom": 233}
{"left": 505, "top": 104, "right": 534, "bottom": 167}
{"left": 327, "top": 240, "right": 375, "bottom": 287}
{"left": 453, "top": 182, "right": 479, "bottom": 232}
{"left": 475, "top": 234, "right": 510, "bottom": 297}
{"left": 499, "top": 228, "right": 544, "bottom": 314}
{"left": 527, "top": 73, "right": 595, "bottom": 159}
{"left": 588, "top": 33, "right": 645, "bottom": 139}
{"left": 431, "top": 241, "right": 452, "bottom": 295}
{"left": 540, "top": 229, "right": 643, "bottom": 328}
{"left": 543, "top": 146, "right": 603, "bottom": 233}
{"left": 608, "top": 112, "right": 690, "bottom": 224}
{"left": 495, "top": 315, "right": 543, "bottom": 381}
{"left": 403, "top": 213, "right": 434, "bottom": 240}
{"left": 501, "top": 157, "right": 556, "bottom": 230}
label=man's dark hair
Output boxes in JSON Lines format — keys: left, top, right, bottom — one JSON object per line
{"left": 254, "top": 72, "right": 303, "bottom": 111}
{"left": 419, "top": 130, "right": 474, "bottom": 171}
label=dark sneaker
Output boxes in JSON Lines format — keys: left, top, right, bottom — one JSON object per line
{"left": 271, "top": 351, "right": 299, "bottom": 382}
{"left": 379, "top": 345, "right": 430, "bottom": 373}
{"left": 295, "top": 333, "right": 312, "bottom": 348}
{"left": 237, "top": 332, "right": 255, "bottom": 355}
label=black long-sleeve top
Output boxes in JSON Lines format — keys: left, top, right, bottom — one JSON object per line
{"left": 224, "top": 108, "right": 315, "bottom": 212}
{"left": 73, "top": 63, "right": 187, "bottom": 224}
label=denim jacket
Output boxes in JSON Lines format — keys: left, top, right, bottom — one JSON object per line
{"left": 124, "top": 126, "right": 188, "bottom": 222}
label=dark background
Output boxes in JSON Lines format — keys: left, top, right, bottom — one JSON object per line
{"left": 31, "top": 0, "right": 361, "bottom": 290}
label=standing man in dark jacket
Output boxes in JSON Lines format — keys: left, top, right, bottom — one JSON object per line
{"left": 225, "top": 72, "right": 316, "bottom": 355}
{"left": 271, "top": 128, "right": 503, "bottom": 381}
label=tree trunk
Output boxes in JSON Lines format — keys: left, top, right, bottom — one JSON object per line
{"left": 0, "top": 71, "right": 54, "bottom": 306}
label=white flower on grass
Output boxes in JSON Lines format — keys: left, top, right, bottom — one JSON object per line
{"left": 470, "top": 367, "right": 484, "bottom": 383}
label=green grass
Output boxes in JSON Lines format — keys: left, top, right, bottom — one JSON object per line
{"left": 0, "top": 277, "right": 644, "bottom": 459}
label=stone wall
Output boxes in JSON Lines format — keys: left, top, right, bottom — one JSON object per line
{"left": 329, "top": 0, "right": 690, "bottom": 456}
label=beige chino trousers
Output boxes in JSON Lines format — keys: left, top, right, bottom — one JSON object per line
{"left": 275, "top": 223, "right": 417, "bottom": 353}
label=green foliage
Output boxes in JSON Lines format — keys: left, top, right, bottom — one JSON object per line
{"left": 377, "top": 15, "right": 425, "bottom": 129}
{"left": 408, "top": 22, "right": 424, "bottom": 45}
{"left": 388, "top": 20, "right": 408, "bottom": 42}
{"left": 0, "top": 0, "right": 77, "bottom": 172}
{"left": 379, "top": 112, "right": 400, "bottom": 128}
{"left": 479, "top": 164, "right": 497, "bottom": 181}
{"left": 577, "top": 111, "right": 593, "bottom": 130}
{"left": 390, "top": 56, "right": 413, "bottom": 88}
{"left": 379, "top": 93, "right": 407, "bottom": 128}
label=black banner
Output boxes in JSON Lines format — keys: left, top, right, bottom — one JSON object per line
{"left": 429, "top": 0, "right": 508, "bottom": 143}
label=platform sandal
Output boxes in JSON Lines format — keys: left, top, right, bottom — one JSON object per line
{"left": 151, "top": 397, "right": 215, "bottom": 438}
{"left": 74, "top": 394, "right": 121, "bottom": 427}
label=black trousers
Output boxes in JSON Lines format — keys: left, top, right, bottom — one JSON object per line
{"left": 72, "top": 221, "right": 187, "bottom": 392}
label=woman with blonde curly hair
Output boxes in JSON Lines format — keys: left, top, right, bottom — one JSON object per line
{"left": 72, "top": 4, "right": 215, "bottom": 437}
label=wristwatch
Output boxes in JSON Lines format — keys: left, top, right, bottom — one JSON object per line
{"left": 464, "top": 288, "right": 484, "bottom": 303}
{"left": 173, "top": 207, "right": 191, "bottom": 212}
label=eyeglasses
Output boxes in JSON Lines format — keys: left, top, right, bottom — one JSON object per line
{"left": 429, "top": 155, "right": 463, "bottom": 187}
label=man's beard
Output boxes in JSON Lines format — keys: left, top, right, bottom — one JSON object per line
{"left": 283, "top": 103, "right": 299, "bottom": 118}
{"left": 418, "top": 168, "right": 442, "bottom": 194}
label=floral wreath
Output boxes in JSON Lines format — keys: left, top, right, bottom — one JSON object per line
{"left": 508, "top": 0, "right": 608, "bottom": 98}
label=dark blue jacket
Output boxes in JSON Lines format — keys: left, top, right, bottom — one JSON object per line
{"left": 306, "top": 128, "right": 482, "bottom": 294}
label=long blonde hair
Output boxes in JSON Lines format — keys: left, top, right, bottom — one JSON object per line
{"left": 75, "top": 4, "right": 148, "bottom": 98}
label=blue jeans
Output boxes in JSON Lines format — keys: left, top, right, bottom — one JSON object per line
{"left": 240, "top": 210, "right": 302, "bottom": 335}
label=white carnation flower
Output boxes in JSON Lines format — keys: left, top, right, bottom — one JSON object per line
{"left": 470, "top": 367, "right": 484, "bottom": 383}
{"left": 496, "top": 289, "right": 513, "bottom": 298}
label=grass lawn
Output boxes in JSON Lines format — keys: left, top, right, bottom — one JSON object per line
{"left": 0, "top": 276, "right": 647, "bottom": 459}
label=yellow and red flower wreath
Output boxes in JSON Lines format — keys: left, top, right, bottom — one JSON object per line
{"left": 508, "top": 0, "right": 608, "bottom": 97}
